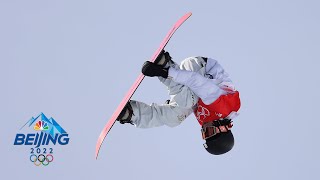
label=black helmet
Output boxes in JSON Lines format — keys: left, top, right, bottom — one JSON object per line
{"left": 204, "top": 130, "right": 234, "bottom": 155}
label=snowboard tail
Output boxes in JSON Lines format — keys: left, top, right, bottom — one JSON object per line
{"left": 95, "top": 12, "right": 192, "bottom": 159}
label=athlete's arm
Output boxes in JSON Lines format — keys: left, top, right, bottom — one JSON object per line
{"left": 169, "top": 68, "right": 226, "bottom": 105}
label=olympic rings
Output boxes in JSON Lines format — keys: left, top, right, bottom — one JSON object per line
{"left": 34, "top": 159, "right": 42, "bottom": 166}
{"left": 38, "top": 154, "right": 46, "bottom": 162}
{"left": 30, "top": 154, "right": 37, "bottom": 162}
{"left": 29, "top": 154, "right": 54, "bottom": 166}
{"left": 42, "top": 159, "right": 50, "bottom": 166}
{"left": 46, "top": 154, "right": 54, "bottom": 162}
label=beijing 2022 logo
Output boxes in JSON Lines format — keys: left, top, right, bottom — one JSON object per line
{"left": 13, "top": 113, "right": 70, "bottom": 166}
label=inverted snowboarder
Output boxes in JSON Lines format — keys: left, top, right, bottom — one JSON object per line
{"left": 117, "top": 50, "right": 241, "bottom": 155}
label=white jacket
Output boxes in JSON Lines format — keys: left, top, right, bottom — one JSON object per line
{"left": 131, "top": 57, "right": 236, "bottom": 128}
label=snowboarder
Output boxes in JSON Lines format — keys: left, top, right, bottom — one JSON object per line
{"left": 117, "top": 50, "right": 241, "bottom": 155}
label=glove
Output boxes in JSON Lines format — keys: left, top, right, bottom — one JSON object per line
{"left": 141, "top": 61, "right": 169, "bottom": 78}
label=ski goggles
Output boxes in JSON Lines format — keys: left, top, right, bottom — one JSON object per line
{"left": 201, "top": 119, "right": 233, "bottom": 140}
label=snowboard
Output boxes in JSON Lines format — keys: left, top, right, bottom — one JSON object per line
{"left": 95, "top": 12, "right": 192, "bottom": 159}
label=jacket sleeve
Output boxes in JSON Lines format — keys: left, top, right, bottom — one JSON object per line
{"left": 168, "top": 58, "right": 233, "bottom": 105}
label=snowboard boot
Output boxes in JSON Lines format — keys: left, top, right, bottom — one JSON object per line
{"left": 116, "top": 101, "right": 134, "bottom": 125}
{"left": 141, "top": 61, "right": 169, "bottom": 78}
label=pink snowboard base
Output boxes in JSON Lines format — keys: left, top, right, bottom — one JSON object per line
{"left": 95, "top": 12, "right": 192, "bottom": 159}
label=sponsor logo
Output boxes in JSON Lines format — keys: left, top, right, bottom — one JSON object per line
{"left": 13, "top": 113, "right": 69, "bottom": 166}
{"left": 215, "top": 112, "right": 223, "bottom": 118}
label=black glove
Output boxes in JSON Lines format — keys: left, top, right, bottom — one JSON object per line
{"left": 141, "top": 61, "right": 169, "bottom": 78}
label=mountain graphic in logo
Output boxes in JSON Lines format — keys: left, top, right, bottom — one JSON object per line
{"left": 20, "top": 113, "right": 67, "bottom": 137}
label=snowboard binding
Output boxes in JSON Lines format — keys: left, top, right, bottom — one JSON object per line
{"left": 117, "top": 101, "right": 134, "bottom": 125}
{"left": 154, "top": 50, "right": 173, "bottom": 67}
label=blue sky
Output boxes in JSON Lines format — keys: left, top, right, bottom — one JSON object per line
{"left": 1, "top": 0, "right": 320, "bottom": 179}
